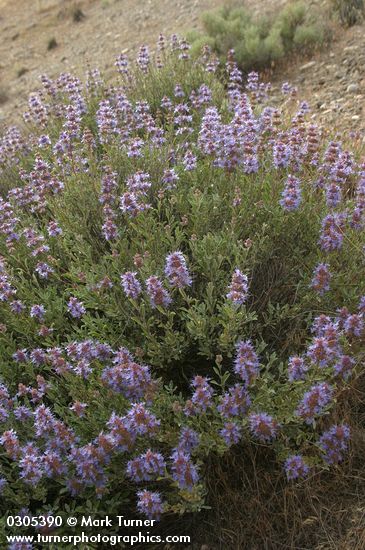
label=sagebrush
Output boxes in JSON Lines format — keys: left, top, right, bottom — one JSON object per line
{"left": 188, "top": 2, "right": 331, "bottom": 71}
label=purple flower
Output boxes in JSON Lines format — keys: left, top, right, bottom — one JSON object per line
{"left": 96, "top": 99, "right": 118, "bottom": 144}
{"left": 162, "top": 169, "right": 179, "bottom": 190}
{"left": 280, "top": 175, "right": 301, "bottom": 211}
{"left": 127, "top": 138, "right": 144, "bottom": 158}
{"left": 120, "top": 271, "right": 142, "bottom": 299}
{"left": 319, "top": 213, "right": 346, "bottom": 252}
{"left": 220, "top": 422, "right": 241, "bottom": 446}
{"left": 106, "top": 412, "right": 136, "bottom": 452}
{"left": 120, "top": 192, "right": 149, "bottom": 217}
{"left": 227, "top": 269, "right": 249, "bottom": 305}
{"left": 126, "top": 172, "right": 151, "bottom": 195}
{"left": 69, "top": 401, "right": 88, "bottom": 417}
{"left": 14, "top": 406, "right": 32, "bottom": 422}
{"left": 67, "top": 297, "right": 85, "bottom": 318}
{"left": 248, "top": 412, "right": 279, "bottom": 442}
{"left": 307, "top": 337, "right": 336, "bottom": 368}
{"left": 10, "top": 300, "right": 26, "bottom": 314}
{"left": 8, "top": 543, "right": 34, "bottom": 550}
{"left": 101, "top": 347, "right": 153, "bottom": 400}
{"left": 35, "top": 262, "right": 54, "bottom": 279}
{"left": 234, "top": 340, "right": 259, "bottom": 386}
{"left": 296, "top": 382, "right": 333, "bottom": 424}
{"left": 33, "top": 405, "right": 55, "bottom": 437}
{"left": 137, "top": 45, "right": 150, "bottom": 73}
{"left": 186, "top": 376, "right": 214, "bottom": 415}
{"left": 273, "top": 141, "right": 292, "bottom": 169}
{"left": 284, "top": 455, "right": 310, "bottom": 480}
{"left": 218, "top": 384, "right": 251, "bottom": 417}
{"left": 344, "top": 314, "right": 364, "bottom": 337}
{"left": 19, "top": 443, "right": 43, "bottom": 486}
{"left": 43, "top": 450, "right": 66, "bottom": 478}
{"left": 30, "top": 304, "right": 46, "bottom": 321}
{"left": 326, "top": 182, "right": 342, "bottom": 207}
{"left": 126, "top": 449, "right": 165, "bottom": 482}
{"left": 126, "top": 403, "right": 160, "bottom": 436}
{"left": 145, "top": 276, "right": 172, "bottom": 308}
{"left": 333, "top": 355, "right": 355, "bottom": 380}
{"left": 164, "top": 251, "right": 192, "bottom": 288}
{"left": 136, "top": 490, "right": 163, "bottom": 520}
{"left": 311, "top": 263, "right": 331, "bottom": 295}
{"left": 319, "top": 424, "right": 350, "bottom": 464}
{"left": 170, "top": 449, "right": 199, "bottom": 490}
{"left": 177, "top": 427, "right": 200, "bottom": 453}
{"left": 288, "top": 356, "right": 308, "bottom": 382}
{"left": 183, "top": 150, "right": 197, "bottom": 171}
{"left": 0, "top": 407, "right": 9, "bottom": 423}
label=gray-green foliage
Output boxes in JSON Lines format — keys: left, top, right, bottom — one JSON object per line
{"left": 189, "top": 2, "right": 331, "bottom": 70}
{"left": 332, "top": 0, "right": 364, "bottom": 25}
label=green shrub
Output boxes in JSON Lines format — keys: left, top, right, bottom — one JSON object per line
{"left": 190, "top": 1, "right": 331, "bottom": 71}
{"left": 0, "top": 38, "right": 363, "bottom": 547}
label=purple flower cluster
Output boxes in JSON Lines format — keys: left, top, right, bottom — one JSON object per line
{"left": 170, "top": 448, "right": 199, "bottom": 490}
{"left": 136, "top": 490, "right": 163, "bottom": 520}
{"left": 288, "top": 356, "right": 308, "bottom": 382}
{"left": 127, "top": 449, "right": 166, "bottom": 482}
{"left": 280, "top": 175, "right": 301, "bottom": 211}
{"left": 249, "top": 412, "right": 278, "bottom": 442}
{"left": 185, "top": 376, "right": 214, "bottom": 416}
{"left": 220, "top": 422, "right": 241, "bottom": 446}
{"left": 311, "top": 263, "right": 331, "bottom": 295}
{"left": 226, "top": 269, "right": 249, "bottom": 305}
{"left": 120, "top": 271, "right": 142, "bottom": 299}
{"left": 218, "top": 384, "right": 251, "bottom": 417}
{"left": 319, "top": 213, "right": 346, "bottom": 252}
{"left": 318, "top": 424, "right": 350, "bottom": 464}
{"left": 296, "top": 382, "right": 333, "bottom": 424}
{"left": 284, "top": 455, "right": 310, "bottom": 480}
{"left": 101, "top": 347, "right": 154, "bottom": 400}
{"left": 164, "top": 251, "right": 192, "bottom": 288}
{"left": 67, "top": 297, "right": 85, "bottom": 319}
{"left": 146, "top": 276, "right": 172, "bottom": 308}
{"left": 234, "top": 340, "right": 259, "bottom": 386}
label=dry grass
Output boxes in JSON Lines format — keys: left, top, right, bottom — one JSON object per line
{"left": 191, "top": 375, "right": 365, "bottom": 549}
{"left": 143, "top": 374, "right": 365, "bottom": 549}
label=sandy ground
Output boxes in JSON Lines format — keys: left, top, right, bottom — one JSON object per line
{"left": 0, "top": 0, "right": 224, "bottom": 126}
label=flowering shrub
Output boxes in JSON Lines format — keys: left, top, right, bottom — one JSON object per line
{"left": 0, "top": 34, "right": 364, "bottom": 545}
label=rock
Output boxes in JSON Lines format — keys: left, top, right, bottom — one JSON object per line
{"left": 347, "top": 83, "right": 359, "bottom": 93}
{"left": 300, "top": 61, "right": 316, "bottom": 71}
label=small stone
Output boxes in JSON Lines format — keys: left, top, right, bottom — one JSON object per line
{"left": 300, "top": 61, "right": 316, "bottom": 71}
{"left": 347, "top": 83, "right": 359, "bottom": 93}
